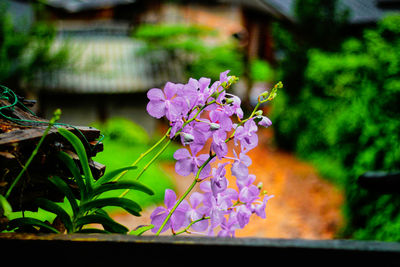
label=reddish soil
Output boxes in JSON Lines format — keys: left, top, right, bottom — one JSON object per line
{"left": 113, "top": 128, "right": 344, "bottom": 239}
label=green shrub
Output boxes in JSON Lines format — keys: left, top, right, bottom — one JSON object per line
{"left": 133, "top": 23, "right": 243, "bottom": 81}
{"left": 272, "top": 14, "right": 400, "bottom": 241}
{"left": 0, "top": 2, "right": 69, "bottom": 91}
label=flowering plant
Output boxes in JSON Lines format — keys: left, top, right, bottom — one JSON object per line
{"left": 0, "top": 71, "right": 281, "bottom": 236}
{"left": 144, "top": 70, "right": 281, "bottom": 237}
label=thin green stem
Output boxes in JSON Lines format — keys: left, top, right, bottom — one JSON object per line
{"left": 138, "top": 138, "right": 171, "bottom": 179}
{"left": 118, "top": 138, "right": 172, "bottom": 198}
{"left": 113, "top": 128, "right": 171, "bottom": 182}
{"left": 173, "top": 216, "right": 210, "bottom": 235}
{"left": 155, "top": 154, "right": 216, "bottom": 236}
{"left": 5, "top": 109, "right": 61, "bottom": 199}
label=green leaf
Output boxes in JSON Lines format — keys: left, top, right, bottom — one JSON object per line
{"left": 7, "top": 217, "right": 60, "bottom": 233}
{"left": 48, "top": 176, "right": 79, "bottom": 216}
{"left": 75, "top": 214, "right": 128, "bottom": 234}
{"left": 0, "top": 194, "right": 12, "bottom": 217}
{"left": 129, "top": 224, "right": 154, "bottom": 236}
{"left": 58, "top": 128, "right": 93, "bottom": 190}
{"left": 35, "top": 198, "right": 73, "bottom": 233}
{"left": 80, "top": 197, "right": 142, "bottom": 217}
{"left": 57, "top": 151, "right": 87, "bottom": 200}
{"left": 91, "top": 181, "right": 154, "bottom": 198}
{"left": 94, "top": 166, "right": 137, "bottom": 186}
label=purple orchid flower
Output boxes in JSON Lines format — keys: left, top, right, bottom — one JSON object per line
{"left": 173, "top": 147, "right": 211, "bottom": 178}
{"left": 186, "top": 192, "right": 209, "bottom": 232}
{"left": 231, "top": 150, "right": 252, "bottom": 180}
{"left": 256, "top": 115, "right": 272, "bottom": 128}
{"left": 252, "top": 194, "right": 274, "bottom": 219}
{"left": 234, "top": 119, "right": 259, "bottom": 152}
{"left": 150, "top": 189, "right": 189, "bottom": 233}
{"left": 210, "top": 163, "right": 229, "bottom": 197}
{"left": 146, "top": 82, "right": 187, "bottom": 121}
{"left": 218, "top": 215, "right": 239, "bottom": 237}
{"left": 211, "top": 130, "right": 228, "bottom": 159}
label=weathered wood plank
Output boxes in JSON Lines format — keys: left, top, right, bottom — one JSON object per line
{"left": 0, "top": 97, "right": 106, "bottom": 211}
{"left": 0, "top": 234, "right": 399, "bottom": 266}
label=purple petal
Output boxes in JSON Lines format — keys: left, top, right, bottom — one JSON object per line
{"left": 164, "top": 189, "right": 177, "bottom": 209}
{"left": 147, "top": 88, "right": 165, "bottom": 101}
{"left": 163, "top": 82, "right": 178, "bottom": 99}
{"left": 240, "top": 153, "right": 252, "bottom": 166}
{"left": 231, "top": 161, "right": 249, "bottom": 180}
{"left": 255, "top": 195, "right": 274, "bottom": 218}
{"left": 210, "top": 208, "right": 224, "bottom": 229}
{"left": 258, "top": 116, "right": 272, "bottom": 128}
{"left": 146, "top": 100, "right": 166, "bottom": 119}
{"left": 175, "top": 158, "right": 194, "bottom": 176}
{"left": 173, "top": 148, "right": 191, "bottom": 160}
{"left": 200, "top": 180, "right": 212, "bottom": 193}
{"left": 190, "top": 192, "right": 204, "bottom": 208}
{"left": 219, "top": 70, "right": 230, "bottom": 83}
{"left": 150, "top": 207, "right": 169, "bottom": 233}
{"left": 198, "top": 77, "right": 211, "bottom": 91}
{"left": 236, "top": 205, "right": 251, "bottom": 228}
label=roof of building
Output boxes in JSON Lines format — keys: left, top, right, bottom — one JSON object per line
{"left": 43, "top": 0, "right": 136, "bottom": 13}
{"left": 230, "top": 0, "right": 400, "bottom": 24}
{"left": 31, "top": 23, "right": 184, "bottom": 94}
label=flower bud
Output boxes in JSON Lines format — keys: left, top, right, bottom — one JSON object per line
{"left": 225, "top": 98, "right": 234, "bottom": 104}
{"left": 257, "top": 182, "right": 263, "bottom": 190}
{"left": 255, "top": 110, "right": 263, "bottom": 116}
{"left": 210, "top": 122, "right": 220, "bottom": 131}
{"left": 258, "top": 116, "right": 272, "bottom": 128}
{"left": 228, "top": 75, "right": 239, "bottom": 85}
{"left": 181, "top": 132, "right": 195, "bottom": 145}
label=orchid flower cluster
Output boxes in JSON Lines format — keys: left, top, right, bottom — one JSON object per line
{"left": 145, "top": 70, "right": 281, "bottom": 237}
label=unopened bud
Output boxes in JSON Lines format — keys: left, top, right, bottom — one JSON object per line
{"left": 228, "top": 75, "right": 239, "bottom": 85}
{"left": 255, "top": 110, "right": 263, "bottom": 116}
{"left": 225, "top": 98, "right": 234, "bottom": 104}
{"left": 181, "top": 132, "right": 195, "bottom": 145}
{"left": 257, "top": 182, "right": 263, "bottom": 190}
{"left": 258, "top": 116, "right": 272, "bottom": 128}
{"left": 210, "top": 122, "right": 220, "bottom": 131}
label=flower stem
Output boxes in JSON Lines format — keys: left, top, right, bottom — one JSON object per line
{"left": 155, "top": 154, "right": 216, "bottom": 236}
{"left": 173, "top": 216, "right": 210, "bottom": 235}
{"left": 155, "top": 178, "right": 197, "bottom": 236}
{"left": 113, "top": 128, "right": 171, "bottom": 182}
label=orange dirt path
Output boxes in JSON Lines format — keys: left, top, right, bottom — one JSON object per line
{"left": 113, "top": 128, "right": 344, "bottom": 239}
{"left": 232, "top": 129, "right": 344, "bottom": 239}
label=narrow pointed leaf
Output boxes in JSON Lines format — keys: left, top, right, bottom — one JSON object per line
{"left": 7, "top": 217, "right": 60, "bottom": 233}
{"left": 91, "top": 181, "right": 154, "bottom": 198}
{"left": 75, "top": 214, "right": 128, "bottom": 234}
{"left": 95, "top": 166, "right": 137, "bottom": 186}
{"left": 57, "top": 151, "right": 87, "bottom": 200}
{"left": 58, "top": 128, "right": 93, "bottom": 190}
{"left": 35, "top": 198, "right": 73, "bottom": 233}
{"left": 48, "top": 176, "right": 79, "bottom": 216}
{"left": 0, "top": 194, "right": 12, "bottom": 217}
{"left": 80, "top": 197, "right": 142, "bottom": 217}
{"left": 129, "top": 224, "right": 154, "bottom": 236}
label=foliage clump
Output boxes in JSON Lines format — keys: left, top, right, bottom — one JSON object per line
{"left": 272, "top": 14, "right": 400, "bottom": 241}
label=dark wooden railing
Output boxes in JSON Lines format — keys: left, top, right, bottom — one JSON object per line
{"left": 1, "top": 233, "right": 400, "bottom": 266}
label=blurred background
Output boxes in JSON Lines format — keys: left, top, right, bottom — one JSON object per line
{"left": 2, "top": 0, "right": 400, "bottom": 241}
